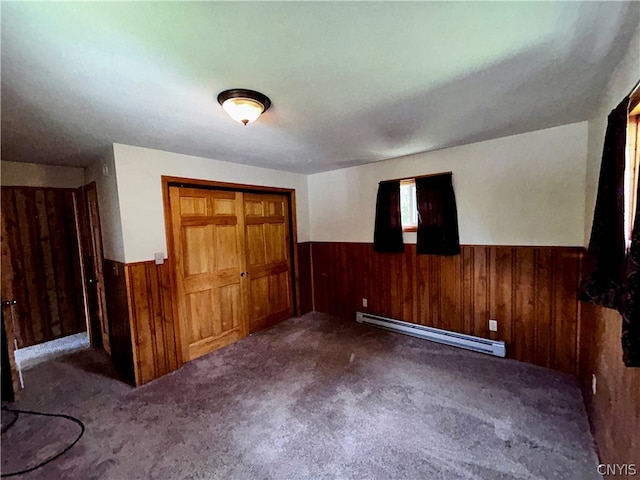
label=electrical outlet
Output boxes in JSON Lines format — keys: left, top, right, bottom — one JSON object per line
{"left": 592, "top": 374, "right": 597, "bottom": 395}
{"left": 112, "top": 263, "right": 119, "bottom": 276}
{"left": 362, "top": 298, "right": 368, "bottom": 307}
{"left": 489, "top": 319, "right": 498, "bottom": 332}
{"left": 154, "top": 252, "right": 165, "bottom": 265}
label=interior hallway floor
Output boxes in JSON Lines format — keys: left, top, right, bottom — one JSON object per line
{"left": 1, "top": 312, "right": 601, "bottom": 480}
{"left": 14, "top": 331, "right": 90, "bottom": 372}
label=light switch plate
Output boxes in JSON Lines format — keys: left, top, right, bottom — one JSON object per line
{"left": 154, "top": 252, "right": 165, "bottom": 265}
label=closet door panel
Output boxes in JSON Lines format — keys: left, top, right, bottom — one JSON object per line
{"left": 269, "top": 270, "right": 291, "bottom": 314}
{"left": 170, "top": 187, "right": 248, "bottom": 362}
{"left": 265, "top": 223, "right": 287, "bottom": 263}
{"left": 246, "top": 224, "right": 267, "bottom": 266}
{"left": 249, "top": 275, "right": 270, "bottom": 322}
{"left": 216, "top": 225, "right": 241, "bottom": 271}
{"left": 244, "top": 193, "right": 294, "bottom": 333}
{"left": 183, "top": 225, "right": 211, "bottom": 276}
{"left": 186, "top": 289, "right": 215, "bottom": 341}
{"left": 219, "top": 284, "right": 241, "bottom": 333}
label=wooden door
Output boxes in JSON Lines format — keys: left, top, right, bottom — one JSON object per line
{"left": 0, "top": 187, "right": 86, "bottom": 348}
{"left": 169, "top": 187, "right": 248, "bottom": 361}
{"left": 244, "top": 193, "right": 294, "bottom": 333}
{"left": 85, "top": 183, "right": 110, "bottom": 354}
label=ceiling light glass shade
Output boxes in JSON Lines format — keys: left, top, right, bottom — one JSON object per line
{"left": 217, "top": 89, "right": 271, "bottom": 125}
{"left": 221, "top": 98, "right": 264, "bottom": 125}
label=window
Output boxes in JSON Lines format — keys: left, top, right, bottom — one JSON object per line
{"left": 391, "top": 172, "right": 460, "bottom": 254}
{"left": 400, "top": 179, "right": 417, "bottom": 231}
{"left": 625, "top": 104, "right": 640, "bottom": 247}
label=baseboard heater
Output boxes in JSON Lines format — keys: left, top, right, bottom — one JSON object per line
{"left": 356, "top": 312, "right": 506, "bottom": 358}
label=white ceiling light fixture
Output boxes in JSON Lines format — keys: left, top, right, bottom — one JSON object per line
{"left": 217, "top": 88, "right": 271, "bottom": 125}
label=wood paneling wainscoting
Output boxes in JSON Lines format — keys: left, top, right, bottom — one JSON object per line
{"left": 103, "top": 259, "right": 135, "bottom": 384}
{"left": 104, "top": 244, "right": 581, "bottom": 384}
{"left": 579, "top": 304, "right": 640, "bottom": 473}
{"left": 125, "top": 261, "right": 179, "bottom": 385}
{"left": 297, "top": 243, "right": 313, "bottom": 315}
{"left": 102, "top": 259, "right": 178, "bottom": 386}
{"left": 311, "top": 243, "right": 583, "bottom": 374}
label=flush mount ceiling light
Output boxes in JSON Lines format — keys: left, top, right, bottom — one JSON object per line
{"left": 217, "top": 88, "right": 271, "bottom": 125}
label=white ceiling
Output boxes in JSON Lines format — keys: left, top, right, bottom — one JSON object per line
{"left": 2, "top": 2, "right": 638, "bottom": 174}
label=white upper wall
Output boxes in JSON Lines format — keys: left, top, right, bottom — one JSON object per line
{"left": 1, "top": 161, "right": 84, "bottom": 188}
{"left": 308, "top": 122, "right": 588, "bottom": 246}
{"left": 85, "top": 147, "right": 126, "bottom": 262}
{"left": 113, "top": 144, "right": 309, "bottom": 263}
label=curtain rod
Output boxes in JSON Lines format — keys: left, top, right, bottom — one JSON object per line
{"left": 381, "top": 171, "right": 452, "bottom": 184}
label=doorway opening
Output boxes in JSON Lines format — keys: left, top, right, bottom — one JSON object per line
{"left": 1, "top": 183, "right": 109, "bottom": 397}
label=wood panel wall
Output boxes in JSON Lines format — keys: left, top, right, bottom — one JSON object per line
{"left": 103, "top": 259, "right": 135, "bottom": 385}
{"left": 101, "top": 259, "right": 179, "bottom": 386}
{"left": 297, "top": 242, "right": 313, "bottom": 315}
{"left": 311, "top": 242, "right": 583, "bottom": 374}
{"left": 579, "top": 304, "right": 640, "bottom": 474}
{"left": 125, "top": 261, "right": 179, "bottom": 386}
{"left": 1, "top": 187, "right": 86, "bottom": 348}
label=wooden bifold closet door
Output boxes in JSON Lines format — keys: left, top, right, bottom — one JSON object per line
{"left": 169, "top": 186, "right": 294, "bottom": 362}
{"left": 244, "top": 193, "right": 293, "bottom": 333}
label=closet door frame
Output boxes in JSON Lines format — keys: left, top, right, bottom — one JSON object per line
{"left": 161, "top": 176, "right": 301, "bottom": 368}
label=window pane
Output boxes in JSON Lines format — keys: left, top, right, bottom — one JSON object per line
{"left": 411, "top": 184, "right": 418, "bottom": 225}
{"left": 626, "top": 115, "right": 640, "bottom": 247}
{"left": 400, "top": 179, "right": 416, "bottom": 228}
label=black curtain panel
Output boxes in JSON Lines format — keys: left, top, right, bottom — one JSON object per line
{"left": 416, "top": 173, "right": 460, "bottom": 256}
{"left": 580, "top": 97, "right": 629, "bottom": 309}
{"left": 621, "top": 145, "right": 640, "bottom": 367}
{"left": 622, "top": 198, "right": 640, "bottom": 367}
{"left": 373, "top": 180, "right": 404, "bottom": 253}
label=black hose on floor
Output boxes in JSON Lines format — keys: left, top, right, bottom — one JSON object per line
{"left": 1, "top": 409, "right": 18, "bottom": 434}
{"left": 0, "top": 405, "right": 85, "bottom": 478}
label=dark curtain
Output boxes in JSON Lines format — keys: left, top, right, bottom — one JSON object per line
{"left": 622, "top": 186, "right": 640, "bottom": 367}
{"left": 580, "top": 97, "right": 629, "bottom": 309}
{"left": 416, "top": 173, "right": 460, "bottom": 255}
{"left": 621, "top": 114, "right": 640, "bottom": 366}
{"left": 373, "top": 181, "right": 404, "bottom": 253}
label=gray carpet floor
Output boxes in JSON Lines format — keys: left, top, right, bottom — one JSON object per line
{"left": 1, "top": 312, "right": 601, "bottom": 480}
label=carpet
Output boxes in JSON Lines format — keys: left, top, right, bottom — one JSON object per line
{"left": 1, "top": 313, "right": 601, "bottom": 479}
